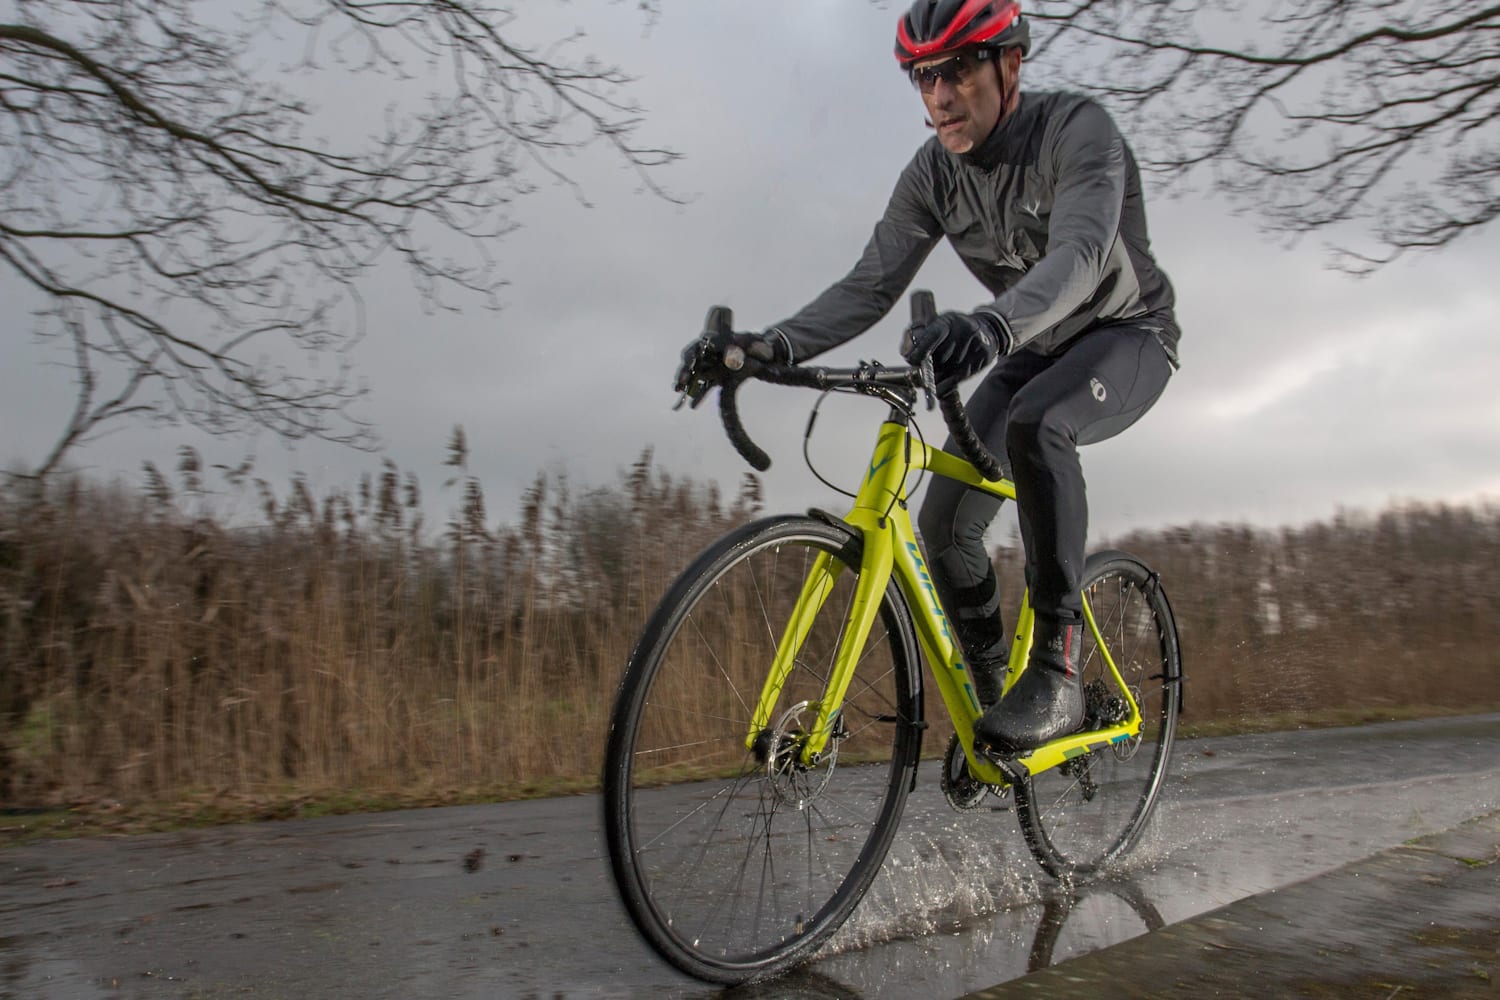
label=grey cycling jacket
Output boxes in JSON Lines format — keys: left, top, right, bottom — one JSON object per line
{"left": 771, "top": 91, "right": 1179, "bottom": 364}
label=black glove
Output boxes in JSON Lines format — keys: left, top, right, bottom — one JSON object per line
{"left": 902, "top": 311, "right": 1009, "bottom": 391}
{"left": 673, "top": 329, "right": 791, "bottom": 406}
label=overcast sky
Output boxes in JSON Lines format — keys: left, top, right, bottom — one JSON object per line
{"left": 4, "top": 1, "right": 1498, "bottom": 544}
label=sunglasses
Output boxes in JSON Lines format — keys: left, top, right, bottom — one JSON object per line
{"left": 909, "top": 49, "right": 995, "bottom": 94}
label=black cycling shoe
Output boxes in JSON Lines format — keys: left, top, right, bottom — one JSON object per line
{"left": 974, "top": 619, "right": 1085, "bottom": 754}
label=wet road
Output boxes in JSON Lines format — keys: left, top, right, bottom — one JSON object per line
{"left": 4, "top": 714, "right": 1499, "bottom": 999}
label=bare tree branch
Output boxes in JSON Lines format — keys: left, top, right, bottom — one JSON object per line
{"left": 1028, "top": 0, "right": 1500, "bottom": 268}
{"left": 1, "top": 0, "right": 679, "bottom": 478}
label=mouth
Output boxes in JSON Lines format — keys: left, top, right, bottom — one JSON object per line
{"left": 937, "top": 115, "right": 966, "bottom": 132}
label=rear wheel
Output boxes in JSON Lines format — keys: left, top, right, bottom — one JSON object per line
{"left": 1015, "top": 550, "right": 1182, "bottom": 877}
{"left": 602, "top": 515, "right": 923, "bottom": 984}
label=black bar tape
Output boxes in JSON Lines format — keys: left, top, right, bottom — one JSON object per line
{"left": 938, "top": 386, "right": 1004, "bottom": 481}
{"left": 719, "top": 380, "right": 771, "bottom": 471}
{"left": 757, "top": 364, "right": 828, "bottom": 389}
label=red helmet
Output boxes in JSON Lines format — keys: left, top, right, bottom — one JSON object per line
{"left": 895, "top": 0, "right": 1031, "bottom": 68}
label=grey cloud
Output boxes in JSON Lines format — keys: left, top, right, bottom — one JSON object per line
{"left": 4, "top": 0, "right": 1499, "bottom": 546}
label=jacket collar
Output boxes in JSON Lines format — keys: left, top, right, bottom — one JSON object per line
{"left": 960, "top": 93, "right": 1028, "bottom": 170}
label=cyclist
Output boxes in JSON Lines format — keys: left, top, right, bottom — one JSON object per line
{"left": 675, "top": 0, "right": 1179, "bottom": 753}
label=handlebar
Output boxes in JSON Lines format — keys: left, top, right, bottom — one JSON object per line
{"left": 704, "top": 292, "right": 1005, "bottom": 481}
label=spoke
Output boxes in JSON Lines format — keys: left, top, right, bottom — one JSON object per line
{"left": 800, "top": 799, "right": 826, "bottom": 924}
{"left": 633, "top": 735, "right": 730, "bottom": 757}
{"left": 614, "top": 521, "right": 918, "bottom": 969}
{"left": 1040, "top": 771, "right": 1089, "bottom": 817}
{"left": 635, "top": 702, "right": 755, "bottom": 735}
{"left": 800, "top": 775, "right": 886, "bottom": 831}
{"left": 746, "top": 542, "right": 786, "bottom": 654}
{"left": 741, "top": 780, "right": 784, "bottom": 950}
{"left": 666, "top": 771, "right": 773, "bottom": 950}
{"left": 685, "top": 602, "right": 756, "bottom": 722}
{"left": 635, "top": 765, "right": 758, "bottom": 854}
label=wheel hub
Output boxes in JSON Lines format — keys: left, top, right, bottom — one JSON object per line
{"left": 1083, "top": 678, "right": 1127, "bottom": 728}
{"left": 1084, "top": 678, "right": 1144, "bottom": 761}
{"left": 761, "top": 701, "right": 841, "bottom": 809}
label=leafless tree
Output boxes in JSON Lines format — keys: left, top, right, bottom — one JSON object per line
{"left": 1, "top": 0, "right": 676, "bottom": 480}
{"left": 1028, "top": 0, "right": 1499, "bottom": 269}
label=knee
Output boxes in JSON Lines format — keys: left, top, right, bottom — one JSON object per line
{"left": 1006, "top": 398, "right": 1074, "bottom": 459}
{"left": 918, "top": 480, "right": 961, "bottom": 548}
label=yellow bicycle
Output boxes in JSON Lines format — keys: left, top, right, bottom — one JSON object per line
{"left": 603, "top": 293, "right": 1183, "bottom": 984}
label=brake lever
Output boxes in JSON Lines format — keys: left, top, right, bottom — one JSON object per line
{"left": 673, "top": 334, "right": 719, "bottom": 410}
{"left": 676, "top": 342, "right": 747, "bottom": 411}
{"left": 919, "top": 355, "right": 937, "bottom": 411}
{"left": 908, "top": 288, "right": 939, "bottom": 411}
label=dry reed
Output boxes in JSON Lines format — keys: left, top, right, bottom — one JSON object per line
{"left": 2, "top": 439, "right": 1496, "bottom": 812}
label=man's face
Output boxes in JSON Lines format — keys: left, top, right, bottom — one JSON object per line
{"left": 912, "top": 48, "right": 1015, "bottom": 154}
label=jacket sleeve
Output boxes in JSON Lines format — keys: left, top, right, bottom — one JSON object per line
{"left": 975, "top": 99, "right": 1126, "bottom": 350}
{"left": 769, "top": 152, "right": 942, "bottom": 362}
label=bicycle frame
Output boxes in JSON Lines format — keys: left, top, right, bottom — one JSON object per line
{"left": 744, "top": 410, "right": 1144, "bottom": 788}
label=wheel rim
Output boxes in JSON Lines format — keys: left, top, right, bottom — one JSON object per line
{"left": 1020, "top": 564, "right": 1179, "bottom": 873}
{"left": 615, "top": 526, "right": 918, "bottom": 972}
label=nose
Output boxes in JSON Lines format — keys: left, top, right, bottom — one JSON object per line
{"left": 929, "top": 75, "right": 959, "bottom": 106}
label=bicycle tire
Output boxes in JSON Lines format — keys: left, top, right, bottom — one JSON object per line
{"left": 603, "top": 515, "right": 923, "bottom": 984}
{"left": 1014, "top": 550, "right": 1182, "bottom": 877}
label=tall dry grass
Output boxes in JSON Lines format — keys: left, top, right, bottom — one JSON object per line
{"left": 2, "top": 434, "right": 1496, "bottom": 811}
{"left": 1099, "top": 505, "right": 1500, "bottom": 722}
{"left": 0, "top": 438, "right": 763, "bottom": 806}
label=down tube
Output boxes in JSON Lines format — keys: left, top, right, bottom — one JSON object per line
{"left": 887, "top": 511, "right": 1007, "bottom": 782}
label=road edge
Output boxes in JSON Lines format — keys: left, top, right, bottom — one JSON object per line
{"left": 961, "top": 808, "right": 1500, "bottom": 999}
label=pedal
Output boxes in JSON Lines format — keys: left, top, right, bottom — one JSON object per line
{"left": 975, "top": 736, "right": 1021, "bottom": 764}
{"left": 975, "top": 742, "right": 1028, "bottom": 784}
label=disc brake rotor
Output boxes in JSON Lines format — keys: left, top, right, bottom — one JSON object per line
{"left": 764, "top": 701, "right": 840, "bottom": 809}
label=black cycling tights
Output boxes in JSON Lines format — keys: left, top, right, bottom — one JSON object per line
{"left": 918, "top": 319, "right": 1175, "bottom": 644}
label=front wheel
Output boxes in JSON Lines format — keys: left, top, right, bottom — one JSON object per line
{"left": 602, "top": 515, "right": 923, "bottom": 984}
{"left": 1015, "top": 550, "right": 1182, "bottom": 877}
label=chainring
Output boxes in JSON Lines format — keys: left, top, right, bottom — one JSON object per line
{"left": 941, "top": 733, "right": 992, "bottom": 812}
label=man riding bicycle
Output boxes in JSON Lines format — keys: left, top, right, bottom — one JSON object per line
{"left": 675, "top": 0, "right": 1179, "bottom": 754}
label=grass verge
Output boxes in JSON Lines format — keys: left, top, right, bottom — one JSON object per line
{"left": 5, "top": 704, "right": 1497, "bottom": 849}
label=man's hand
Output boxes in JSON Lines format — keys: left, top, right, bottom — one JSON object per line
{"left": 902, "top": 311, "right": 1010, "bottom": 391}
{"left": 673, "top": 330, "right": 788, "bottom": 407}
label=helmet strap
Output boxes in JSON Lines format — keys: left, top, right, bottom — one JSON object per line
{"left": 996, "top": 49, "right": 1018, "bottom": 125}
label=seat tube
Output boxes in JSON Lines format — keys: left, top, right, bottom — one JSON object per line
{"left": 1004, "top": 591, "right": 1035, "bottom": 696}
